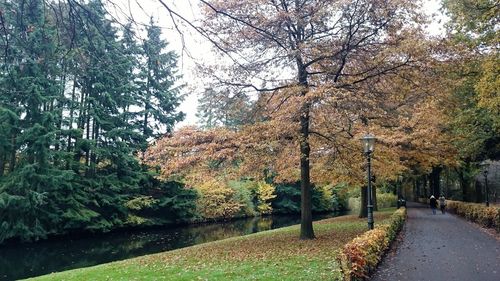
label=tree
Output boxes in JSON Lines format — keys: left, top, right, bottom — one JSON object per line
{"left": 255, "top": 181, "right": 277, "bottom": 214}
{"left": 145, "top": 0, "right": 462, "bottom": 239}
{"left": 442, "top": 0, "right": 499, "bottom": 154}
{"left": 184, "top": 0, "right": 432, "bottom": 239}
{"left": 196, "top": 87, "right": 252, "bottom": 130}
{"left": 437, "top": 0, "right": 499, "bottom": 201}
{"left": 137, "top": 18, "right": 184, "bottom": 149}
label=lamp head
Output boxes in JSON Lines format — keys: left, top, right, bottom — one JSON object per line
{"left": 361, "top": 133, "right": 376, "bottom": 154}
{"left": 480, "top": 160, "right": 490, "bottom": 175}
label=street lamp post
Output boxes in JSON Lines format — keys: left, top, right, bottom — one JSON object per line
{"left": 397, "top": 175, "right": 403, "bottom": 209}
{"left": 480, "top": 161, "right": 490, "bottom": 207}
{"left": 361, "top": 134, "right": 376, "bottom": 230}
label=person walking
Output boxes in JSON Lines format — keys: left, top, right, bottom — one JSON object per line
{"left": 439, "top": 195, "right": 446, "bottom": 214}
{"left": 429, "top": 195, "right": 437, "bottom": 215}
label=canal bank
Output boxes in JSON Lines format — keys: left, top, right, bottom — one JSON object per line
{"left": 27, "top": 209, "right": 397, "bottom": 281}
{"left": 1, "top": 212, "right": 345, "bottom": 280}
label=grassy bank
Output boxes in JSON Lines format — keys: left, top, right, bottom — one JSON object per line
{"left": 28, "top": 209, "right": 397, "bottom": 281}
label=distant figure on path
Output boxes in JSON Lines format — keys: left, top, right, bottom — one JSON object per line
{"left": 429, "top": 195, "right": 437, "bottom": 215}
{"left": 439, "top": 195, "right": 446, "bottom": 214}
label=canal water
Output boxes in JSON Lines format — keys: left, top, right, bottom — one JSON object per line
{"left": 0, "top": 212, "right": 344, "bottom": 280}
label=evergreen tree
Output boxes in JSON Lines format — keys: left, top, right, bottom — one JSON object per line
{"left": 0, "top": 0, "right": 75, "bottom": 241}
{"left": 196, "top": 87, "right": 252, "bottom": 130}
{"left": 137, "top": 18, "right": 184, "bottom": 150}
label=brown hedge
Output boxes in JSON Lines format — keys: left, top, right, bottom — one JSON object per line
{"left": 446, "top": 200, "right": 500, "bottom": 232}
{"left": 337, "top": 208, "right": 406, "bottom": 281}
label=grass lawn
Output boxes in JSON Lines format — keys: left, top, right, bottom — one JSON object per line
{"left": 28, "top": 209, "right": 397, "bottom": 281}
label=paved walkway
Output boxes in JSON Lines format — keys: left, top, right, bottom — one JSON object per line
{"left": 372, "top": 202, "right": 500, "bottom": 281}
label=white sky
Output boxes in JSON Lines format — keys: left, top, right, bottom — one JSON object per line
{"left": 110, "top": 0, "right": 447, "bottom": 128}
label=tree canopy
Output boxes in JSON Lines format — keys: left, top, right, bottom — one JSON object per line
{"left": 145, "top": 0, "right": 459, "bottom": 239}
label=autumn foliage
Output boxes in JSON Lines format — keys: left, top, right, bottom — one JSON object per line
{"left": 338, "top": 208, "right": 406, "bottom": 280}
{"left": 195, "top": 180, "right": 244, "bottom": 220}
{"left": 145, "top": 0, "right": 465, "bottom": 240}
{"left": 445, "top": 200, "right": 500, "bottom": 232}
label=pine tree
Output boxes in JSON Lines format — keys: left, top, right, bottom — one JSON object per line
{"left": 196, "top": 87, "right": 252, "bottom": 130}
{"left": 137, "top": 18, "right": 184, "bottom": 149}
{"left": 0, "top": 0, "right": 75, "bottom": 241}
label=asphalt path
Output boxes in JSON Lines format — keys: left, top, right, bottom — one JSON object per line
{"left": 371, "top": 202, "right": 500, "bottom": 281}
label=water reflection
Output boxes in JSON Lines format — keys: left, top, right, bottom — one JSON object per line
{"left": 0, "top": 213, "right": 340, "bottom": 280}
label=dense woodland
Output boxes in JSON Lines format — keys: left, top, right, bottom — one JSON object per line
{"left": 0, "top": 0, "right": 194, "bottom": 243}
{"left": 0, "top": 0, "right": 498, "bottom": 243}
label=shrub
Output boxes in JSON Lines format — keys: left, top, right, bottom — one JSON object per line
{"left": 332, "top": 184, "right": 350, "bottom": 211}
{"left": 227, "top": 180, "right": 278, "bottom": 215}
{"left": 338, "top": 208, "right": 406, "bottom": 281}
{"left": 347, "top": 192, "right": 396, "bottom": 212}
{"left": 255, "top": 181, "right": 277, "bottom": 214}
{"left": 446, "top": 200, "right": 500, "bottom": 232}
{"left": 228, "top": 180, "right": 257, "bottom": 217}
{"left": 273, "top": 182, "right": 341, "bottom": 213}
{"left": 195, "top": 180, "right": 244, "bottom": 220}
{"left": 124, "top": 180, "right": 198, "bottom": 226}
{"left": 125, "top": 196, "right": 158, "bottom": 210}
{"left": 312, "top": 185, "right": 334, "bottom": 212}
{"left": 272, "top": 183, "right": 301, "bottom": 214}
{"left": 376, "top": 193, "right": 397, "bottom": 209}
{"left": 348, "top": 197, "right": 361, "bottom": 212}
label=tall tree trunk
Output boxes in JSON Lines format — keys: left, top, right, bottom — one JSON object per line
{"left": 89, "top": 118, "right": 98, "bottom": 176}
{"left": 475, "top": 179, "right": 482, "bottom": 203}
{"left": 429, "top": 172, "right": 434, "bottom": 196}
{"left": 414, "top": 178, "right": 418, "bottom": 199}
{"left": 85, "top": 97, "right": 91, "bottom": 170}
{"left": 54, "top": 64, "right": 66, "bottom": 157}
{"left": 359, "top": 186, "right": 367, "bottom": 218}
{"left": 67, "top": 79, "right": 77, "bottom": 153}
{"left": 423, "top": 175, "right": 428, "bottom": 198}
{"left": 74, "top": 89, "right": 88, "bottom": 170}
{"left": 430, "top": 166, "right": 442, "bottom": 196}
{"left": 458, "top": 170, "right": 467, "bottom": 201}
{"left": 373, "top": 185, "right": 378, "bottom": 211}
{"left": 9, "top": 133, "right": 16, "bottom": 172}
{"left": 444, "top": 168, "right": 449, "bottom": 197}
{"left": 0, "top": 155, "right": 5, "bottom": 177}
{"left": 299, "top": 101, "right": 314, "bottom": 239}
{"left": 77, "top": 91, "right": 87, "bottom": 131}
{"left": 297, "top": 59, "right": 314, "bottom": 240}
{"left": 456, "top": 166, "right": 471, "bottom": 202}
{"left": 141, "top": 106, "right": 149, "bottom": 159}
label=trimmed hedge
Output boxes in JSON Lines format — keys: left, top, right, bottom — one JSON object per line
{"left": 337, "top": 208, "right": 406, "bottom": 281}
{"left": 446, "top": 200, "right": 500, "bottom": 232}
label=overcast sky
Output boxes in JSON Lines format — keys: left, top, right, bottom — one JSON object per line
{"left": 110, "top": 0, "right": 447, "bottom": 128}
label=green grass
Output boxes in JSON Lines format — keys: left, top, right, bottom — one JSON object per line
{"left": 28, "top": 209, "right": 397, "bottom": 281}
